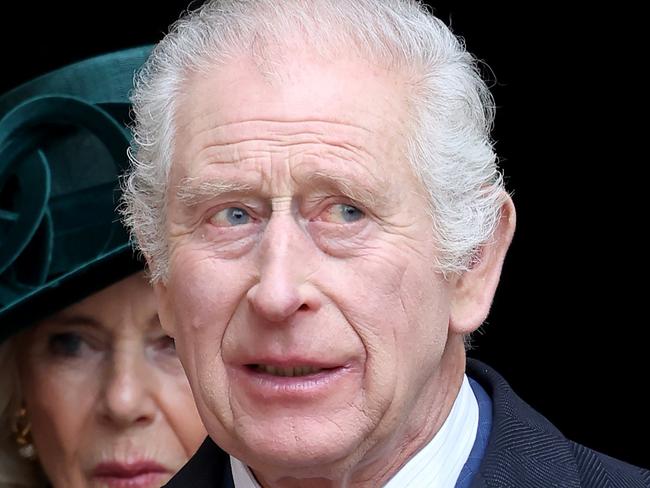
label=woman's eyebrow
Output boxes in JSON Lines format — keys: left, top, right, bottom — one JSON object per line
{"left": 44, "top": 315, "right": 102, "bottom": 328}
{"left": 148, "top": 313, "right": 164, "bottom": 329}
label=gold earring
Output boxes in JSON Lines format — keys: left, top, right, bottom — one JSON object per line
{"left": 12, "top": 407, "right": 37, "bottom": 460}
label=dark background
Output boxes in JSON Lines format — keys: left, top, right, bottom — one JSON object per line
{"left": 2, "top": 1, "right": 646, "bottom": 469}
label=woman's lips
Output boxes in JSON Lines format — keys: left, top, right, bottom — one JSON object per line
{"left": 91, "top": 461, "right": 171, "bottom": 488}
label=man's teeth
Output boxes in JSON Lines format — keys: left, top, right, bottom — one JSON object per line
{"left": 254, "top": 365, "right": 324, "bottom": 377}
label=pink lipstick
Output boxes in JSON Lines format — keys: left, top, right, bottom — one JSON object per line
{"left": 91, "top": 461, "right": 171, "bottom": 488}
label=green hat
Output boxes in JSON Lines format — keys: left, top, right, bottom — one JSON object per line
{"left": 0, "top": 46, "right": 152, "bottom": 343}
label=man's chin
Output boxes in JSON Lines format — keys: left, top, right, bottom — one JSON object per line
{"left": 230, "top": 420, "right": 369, "bottom": 476}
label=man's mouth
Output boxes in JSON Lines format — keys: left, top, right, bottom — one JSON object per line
{"left": 232, "top": 360, "right": 357, "bottom": 401}
{"left": 248, "top": 364, "right": 332, "bottom": 377}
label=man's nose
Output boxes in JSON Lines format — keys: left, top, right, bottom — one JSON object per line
{"left": 98, "top": 349, "right": 157, "bottom": 428}
{"left": 246, "top": 214, "right": 321, "bottom": 322}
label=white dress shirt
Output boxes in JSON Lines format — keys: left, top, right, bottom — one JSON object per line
{"left": 231, "top": 374, "right": 479, "bottom": 488}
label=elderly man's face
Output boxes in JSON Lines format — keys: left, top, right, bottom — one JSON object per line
{"left": 158, "top": 52, "right": 458, "bottom": 475}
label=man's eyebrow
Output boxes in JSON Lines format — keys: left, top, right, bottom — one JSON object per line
{"left": 301, "top": 171, "right": 390, "bottom": 209}
{"left": 175, "top": 172, "right": 391, "bottom": 209}
{"left": 176, "top": 177, "right": 254, "bottom": 207}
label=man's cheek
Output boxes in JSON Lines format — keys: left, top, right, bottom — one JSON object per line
{"left": 336, "top": 249, "right": 410, "bottom": 305}
{"left": 170, "top": 256, "right": 231, "bottom": 307}
{"left": 356, "top": 240, "right": 444, "bottom": 322}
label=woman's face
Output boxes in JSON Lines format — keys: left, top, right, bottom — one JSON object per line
{"left": 18, "top": 272, "right": 207, "bottom": 488}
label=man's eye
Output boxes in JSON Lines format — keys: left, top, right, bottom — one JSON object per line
{"left": 48, "top": 332, "right": 86, "bottom": 358}
{"left": 321, "top": 204, "right": 365, "bottom": 224}
{"left": 209, "top": 207, "right": 252, "bottom": 226}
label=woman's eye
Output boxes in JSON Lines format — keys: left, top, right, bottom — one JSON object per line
{"left": 153, "top": 335, "right": 177, "bottom": 356}
{"left": 47, "top": 332, "right": 86, "bottom": 358}
{"left": 321, "top": 203, "right": 365, "bottom": 224}
{"left": 209, "top": 207, "right": 252, "bottom": 227}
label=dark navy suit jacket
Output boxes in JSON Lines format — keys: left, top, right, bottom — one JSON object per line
{"left": 165, "top": 359, "right": 650, "bottom": 487}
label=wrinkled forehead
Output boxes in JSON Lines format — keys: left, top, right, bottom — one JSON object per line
{"left": 171, "top": 51, "right": 416, "bottom": 179}
{"left": 165, "top": 52, "right": 419, "bottom": 207}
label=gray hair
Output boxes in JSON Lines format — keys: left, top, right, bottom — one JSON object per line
{"left": 122, "top": 0, "right": 507, "bottom": 282}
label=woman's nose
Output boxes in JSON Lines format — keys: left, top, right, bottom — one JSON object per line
{"left": 98, "top": 349, "right": 157, "bottom": 428}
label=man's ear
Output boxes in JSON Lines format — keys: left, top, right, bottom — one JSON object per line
{"left": 136, "top": 237, "right": 177, "bottom": 338}
{"left": 153, "top": 279, "right": 177, "bottom": 337}
{"left": 449, "top": 195, "right": 516, "bottom": 335}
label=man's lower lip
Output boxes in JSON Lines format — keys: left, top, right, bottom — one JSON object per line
{"left": 92, "top": 472, "right": 169, "bottom": 488}
{"left": 231, "top": 365, "right": 352, "bottom": 399}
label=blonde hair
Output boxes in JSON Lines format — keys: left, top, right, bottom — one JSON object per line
{"left": 0, "top": 339, "right": 46, "bottom": 488}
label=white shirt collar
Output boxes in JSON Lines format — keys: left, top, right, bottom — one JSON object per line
{"left": 231, "top": 454, "right": 262, "bottom": 488}
{"left": 230, "top": 374, "right": 478, "bottom": 488}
